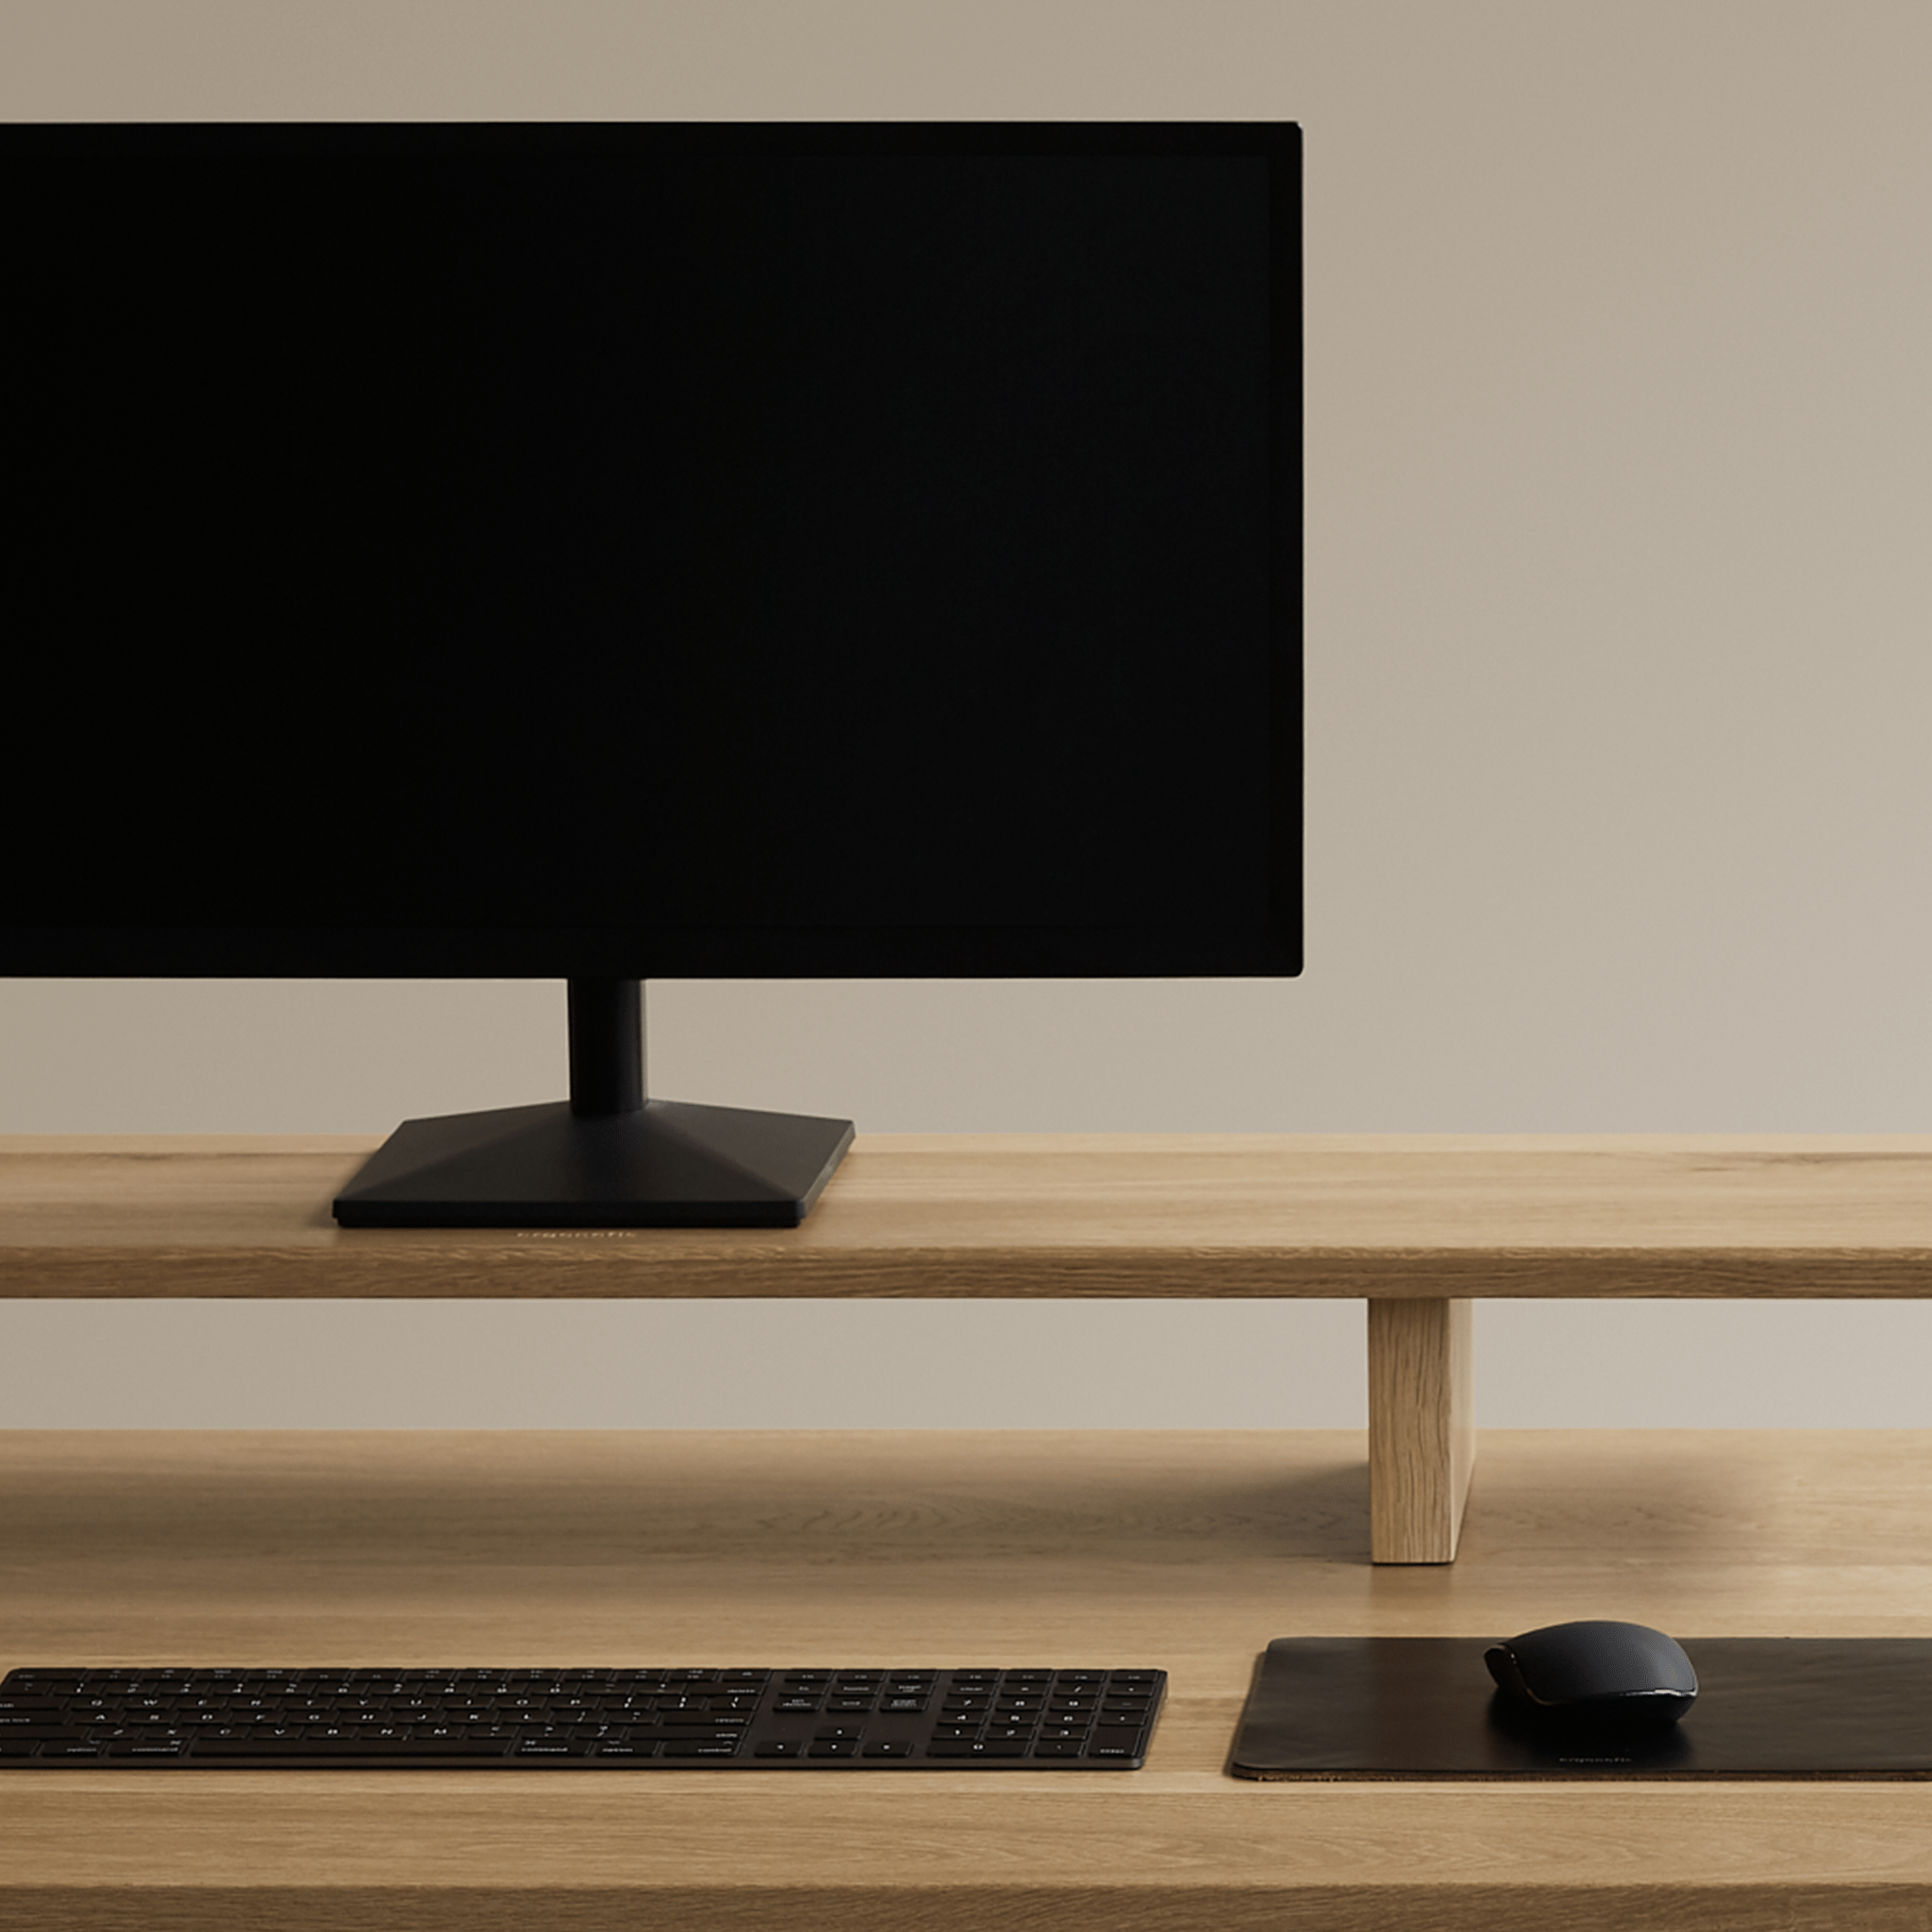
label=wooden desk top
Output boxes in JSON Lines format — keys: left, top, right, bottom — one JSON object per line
{"left": 6, "top": 1132, "right": 1932, "bottom": 1298}
{"left": 6, "top": 1426, "right": 1932, "bottom": 1929}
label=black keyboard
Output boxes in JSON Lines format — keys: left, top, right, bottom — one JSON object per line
{"left": 0, "top": 1665, "right": 1164, "bottom": 1769}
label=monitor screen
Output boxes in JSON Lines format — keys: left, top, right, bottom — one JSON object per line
{"left": 2, "top": 120, "right": 1301, "bottom": 1222}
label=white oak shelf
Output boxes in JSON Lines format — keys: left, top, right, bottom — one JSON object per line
{"left": 8, "top": 1132, "right": 1931, "bottom": 1569}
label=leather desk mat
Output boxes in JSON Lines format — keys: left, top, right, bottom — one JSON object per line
{"left": 1230, "top": 1637, "right": 1932, "bottom": 1779}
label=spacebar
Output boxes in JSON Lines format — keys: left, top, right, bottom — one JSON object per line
{"left": 191, "top": 1738, "right": 514, "bottom": 1759}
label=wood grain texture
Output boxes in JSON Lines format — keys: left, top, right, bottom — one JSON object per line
{"left": 7, "top": 1133, "right": 1932, "bottom": 1298}
{"left": 6, "top": 1427, "right": 1932, "bottom": 1928}
{"left": 1368, "top": 1298, "right": 1474, "bottom": 1561}
{"left": 8, "top": 1885, "right": 1931, "bottom": 1932}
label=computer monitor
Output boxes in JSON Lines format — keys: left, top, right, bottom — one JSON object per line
{"left": 3, "top": 120, "right": 1301, "bottom": 1226}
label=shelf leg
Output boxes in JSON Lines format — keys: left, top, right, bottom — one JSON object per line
{"left": 1368, "top": 1297, "right": 1474, "bottom": 1563}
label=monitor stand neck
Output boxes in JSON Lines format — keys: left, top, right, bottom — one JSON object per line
{"left": 568, "top": 977, "right": 645, "bottom": 1117}
{"left": 332, "top": 978, "right": 854, "bottom": 1229}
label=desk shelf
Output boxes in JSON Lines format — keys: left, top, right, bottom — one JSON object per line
{"left": 7, "top": 1131, "right": 1932, "bottom": 1299}
{"left": 7, "top": 1132, "right": 1932, "bottom": 1563}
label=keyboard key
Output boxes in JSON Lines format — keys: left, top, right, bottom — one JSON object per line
{"left": 195, "top": 1737, "right": 515, "bottom": 1758}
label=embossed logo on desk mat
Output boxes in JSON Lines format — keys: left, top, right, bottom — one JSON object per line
{"left": 1231, "top": 1638, "right": 1932, "bottom": 1779}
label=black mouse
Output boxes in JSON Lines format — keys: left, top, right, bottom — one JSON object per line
{"left": 1485, "top": 1620, "right": 1697, "bottom": 1723}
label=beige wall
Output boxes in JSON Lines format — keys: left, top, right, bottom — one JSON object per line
{"left": 5, "top": 2, "right": 1930, "bottom": 1425}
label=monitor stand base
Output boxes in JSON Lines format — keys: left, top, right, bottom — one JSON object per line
{"left": 332, "top": 1097, "right": 856, "bottom": 1228}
